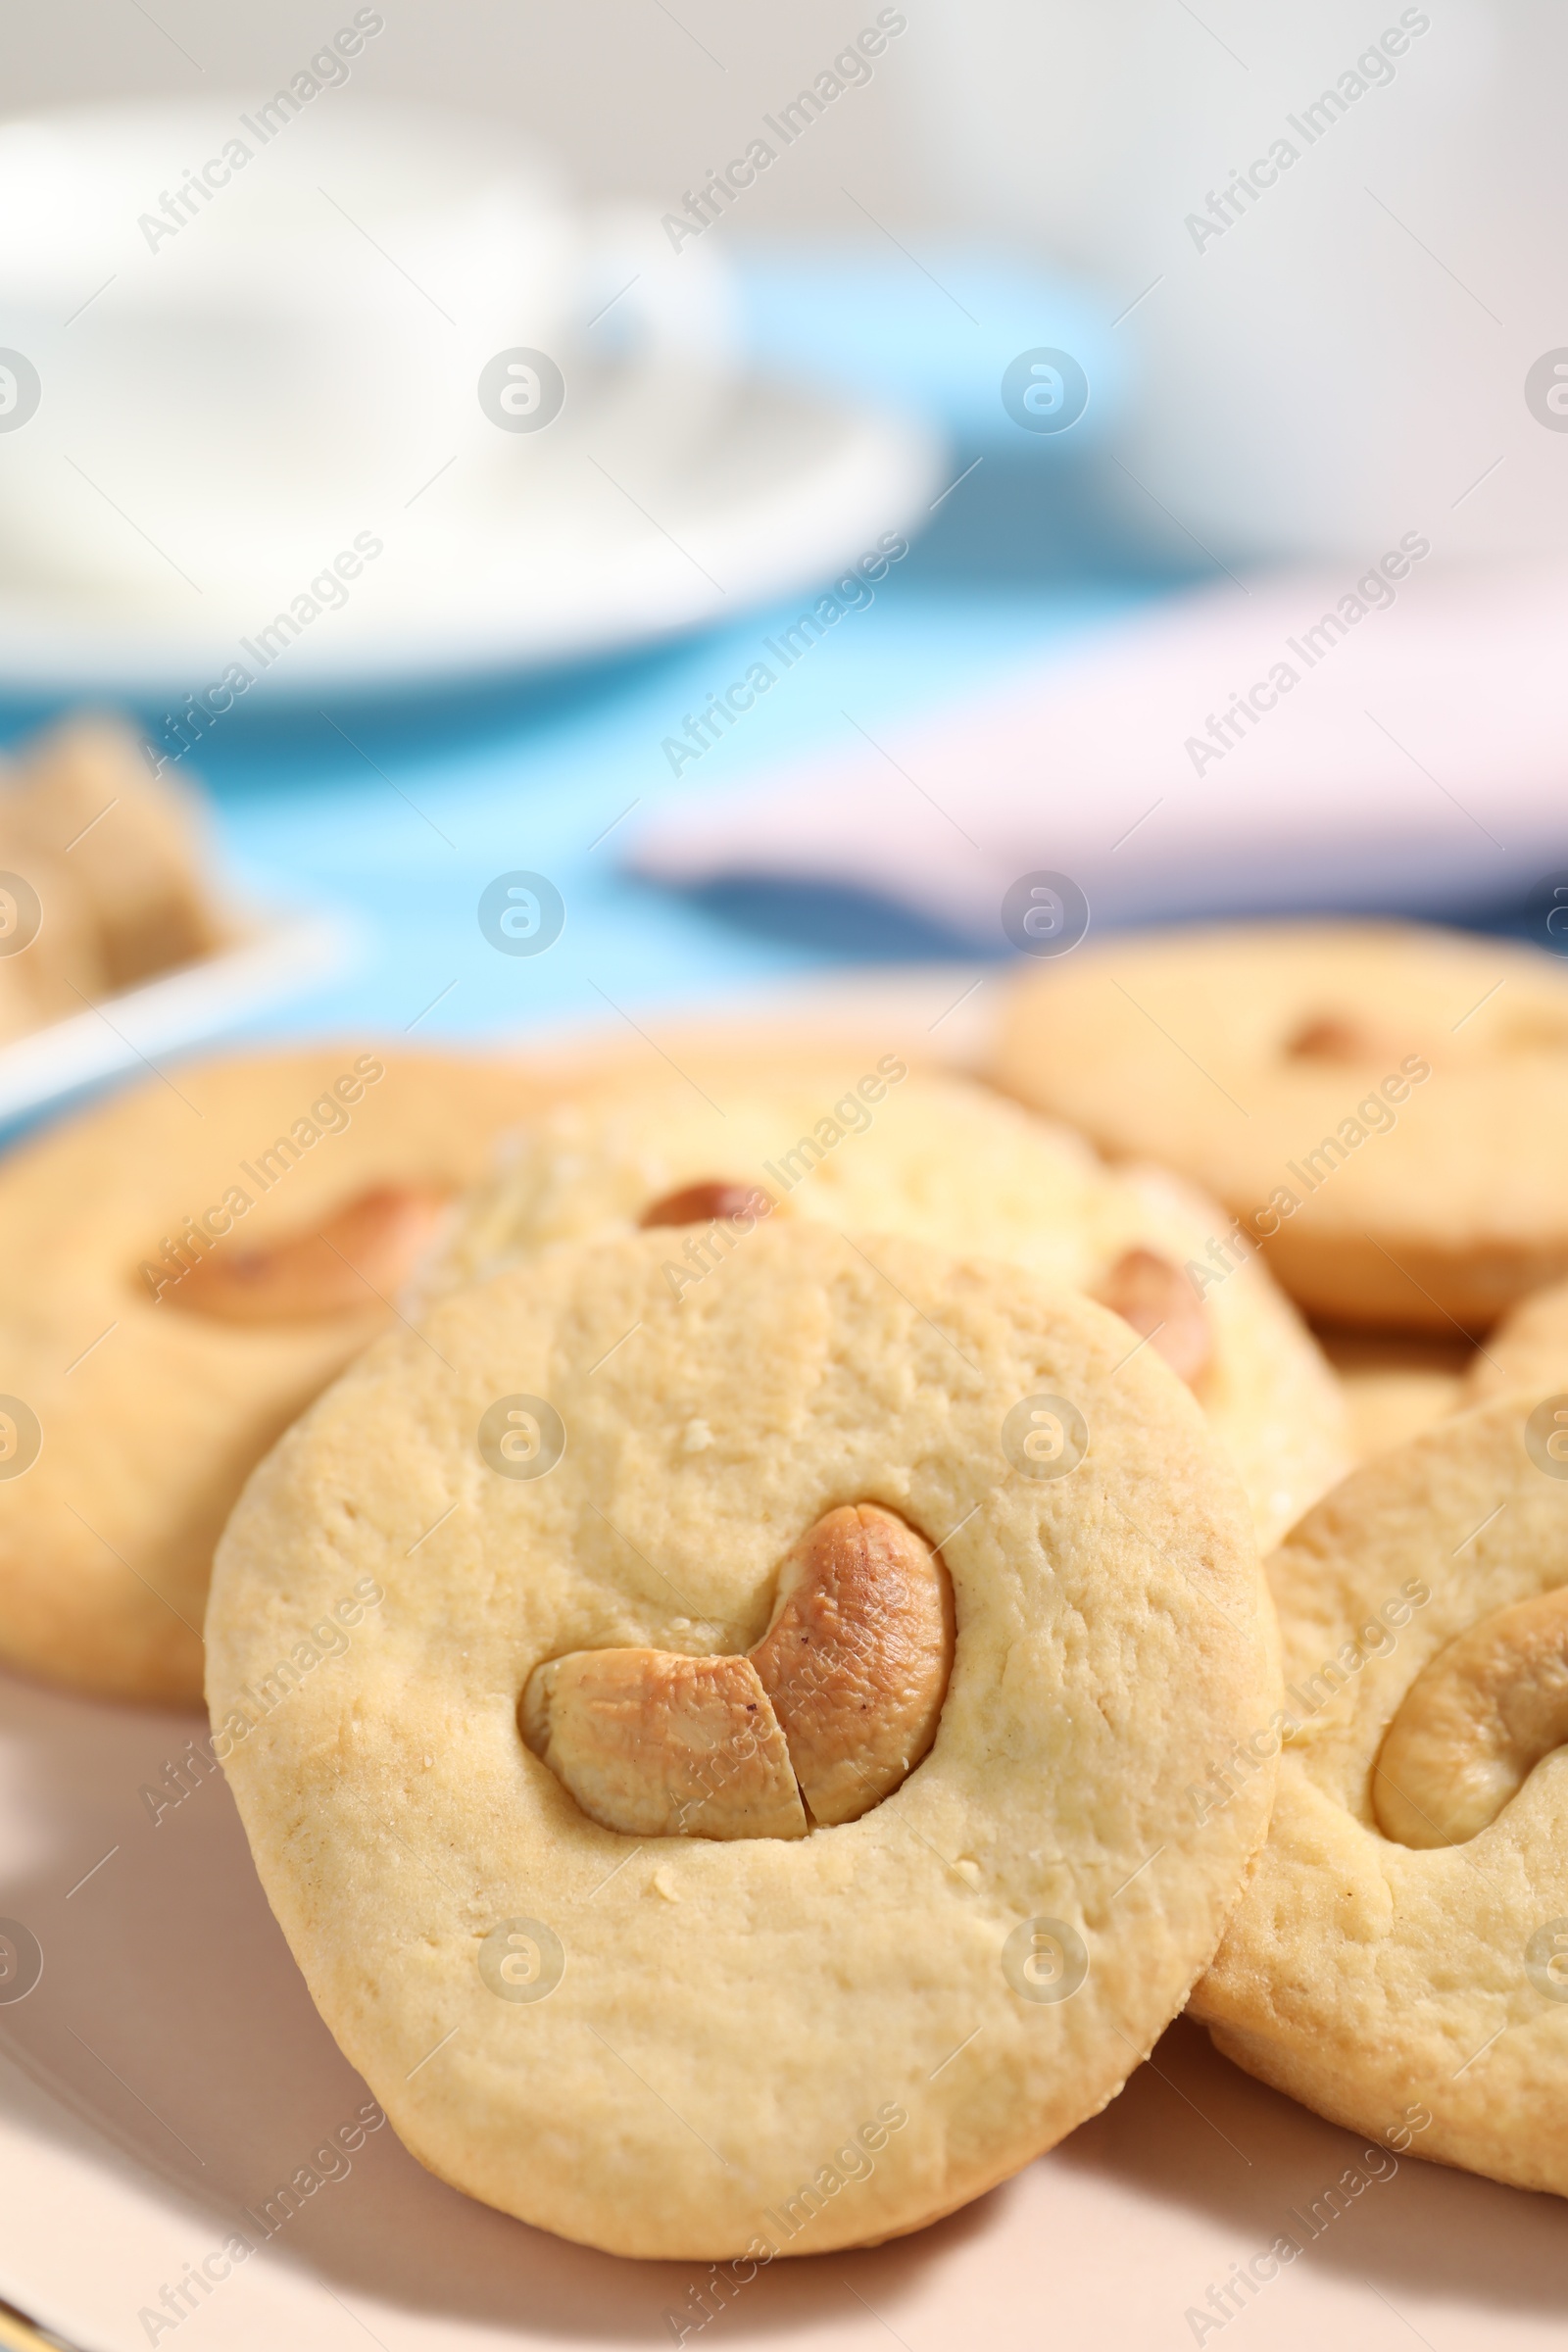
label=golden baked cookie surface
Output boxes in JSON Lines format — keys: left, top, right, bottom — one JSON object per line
{"left": 207, "top": 1222, "right": 1278, "bottom": 2259}
{"left": 1465, "top": 1278, "right": 1568, "bottom": 1407}
{"left": 996, "top": 920, "right": 1568, "bottom": 1332}
{"left": 0, "top": 1047, "right": 540, "bottom": 1702}
{"left": 1194, "top": 1394, "right": 1568, "bottom": 2198}
{"left": 434, "top": 1065, "right": 1347, "bottom": 1549}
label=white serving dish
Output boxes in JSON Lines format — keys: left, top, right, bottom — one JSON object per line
{"left": 0, "top": 910, "right": 352, "bottom": 1133}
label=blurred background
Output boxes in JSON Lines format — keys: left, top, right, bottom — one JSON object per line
{"left": 1, "top": 0, "right": 1566, "bottom": 1102}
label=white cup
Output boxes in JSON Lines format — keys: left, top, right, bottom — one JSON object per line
{"left": 906, "top": 0, "right": 1568, "bottom": 563}
{"left": 0, "top": 97, "right": 735, "bottom": 598}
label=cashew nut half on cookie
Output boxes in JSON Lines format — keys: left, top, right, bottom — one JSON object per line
{"left": 521, "top": 1504, "right": 955, "bottom": 1839}
{"left": 1374, "top": 1585, "right": 1568, "bottom": 1847}
{"left": 171, "top": 1186, "right": 450, "bottom": 1323}
{"left": 638, "top": 1178, "right": 777, "bottom": 1230}
{"left": 1092, "top": 1249, "right": 1211, "bottom": 1388}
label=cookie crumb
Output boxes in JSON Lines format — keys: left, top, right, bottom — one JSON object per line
{"left": 681, "top": 1418, "right": 713, "bottom": 1453}
{"left": 954, "top": 1858, "right": 982, "bottom": 1890}
{"left": 652, "top": 1867, "right": 680, "bottom": 1901}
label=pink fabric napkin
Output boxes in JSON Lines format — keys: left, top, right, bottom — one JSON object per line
{"left": 629, "top": 564, "right": 1568, "bottom": 943}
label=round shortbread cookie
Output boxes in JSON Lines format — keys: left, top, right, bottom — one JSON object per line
{"left": 207, "top": 1221, "right": 1278, "bottom": 2259}
{"left": 1464, "top": 1279, "right": 1568, "bottom": 1408}
{"left": 1193, "top": 1394, "right": 1568, "bottom": 2197}
{"left": 0, "top": 1048, "right": 541, "bottom": 1704}
{"left": 430, "top": 1067, "right": 1347, "bottom": 1551}
{"left": 995, "top": 921, "right": 1568, "bottom": 1334}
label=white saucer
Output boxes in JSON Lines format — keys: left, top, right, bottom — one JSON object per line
{"left": 0, "top": 375, "right": 943, "bottom": 698}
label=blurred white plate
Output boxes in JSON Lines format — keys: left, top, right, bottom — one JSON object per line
{"left": 0, "top": 910, "right": 350, "bottom": 1132}
{"left": 0, "top": 378, "right": 942, "bottom": 697}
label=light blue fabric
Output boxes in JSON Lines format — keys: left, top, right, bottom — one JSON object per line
{"left": 196, "top": 582, "right": 1145, "bottom": 1044}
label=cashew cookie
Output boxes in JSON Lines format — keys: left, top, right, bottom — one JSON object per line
{"left": 1193, "top": 1393, "right": 1568, "bottom": 2197}
{"left": 0, "top": 1048, "right": 542, "bottom": 1703}
{"left": 996, "top": 920, "right": 1568, "bottom": 1333}
{"left": 428, "top": 1066, "right": 1348, "bottom": 1549}
{"left": 207, "top": 1222, "right": 1278, "bottom": 2259}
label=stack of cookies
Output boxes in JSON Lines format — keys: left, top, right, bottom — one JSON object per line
{"left": 5, "top": 913, "right": 1568, "bottom": 2261}
{"left": 999, "top": 920, "right": 1568, "bottom": 2201}
{"left": 998, "top": 920, "right": 1568, "bottom": 1454}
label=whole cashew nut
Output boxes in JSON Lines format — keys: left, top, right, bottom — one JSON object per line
{"left": 1374, "top": 1585, "right": 1568, "bottom": 1847}
{"left": 521, "top": 1504, "right": 954, "bottom": 1839}
{"left": 171, "top": 1186, "right": 449, "bottom": 1323}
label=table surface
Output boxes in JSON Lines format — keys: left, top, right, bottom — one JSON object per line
{"left": 84, "top": 577, "right": 1151, "bottom": 1054}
